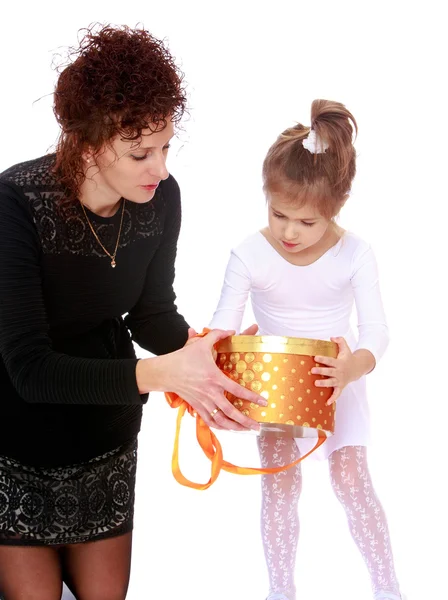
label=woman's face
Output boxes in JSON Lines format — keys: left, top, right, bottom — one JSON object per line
{"left": 89, "top": 118, "right": 175, "bottom": 204}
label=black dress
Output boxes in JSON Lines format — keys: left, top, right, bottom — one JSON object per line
{"left": 0, "top": 155, "right": 189, "bottom": 545}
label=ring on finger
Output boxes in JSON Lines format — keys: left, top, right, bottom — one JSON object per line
{"left": 210, "top": 408, "right": 221, "bottom": 419}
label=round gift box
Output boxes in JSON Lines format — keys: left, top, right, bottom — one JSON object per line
{"left": 216, "top": 335, "right": 338, "bottom": 438}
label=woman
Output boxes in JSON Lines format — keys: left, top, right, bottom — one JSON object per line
{"left": 0, "top": 24, "right": 264, "bottom": 599}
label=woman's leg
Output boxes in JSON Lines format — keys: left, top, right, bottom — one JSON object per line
{"left": 0, "top": 545, "right": 63, "bottom": 600}
{"left": 258, "top": 433, "right": 302, "bottom": 600}
{"left": 329, "top": 445, "right": 401, "bottom": 598}
{"left": 61, "top": 532, "right": 132, "bottom": 600}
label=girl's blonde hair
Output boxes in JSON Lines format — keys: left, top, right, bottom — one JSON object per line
{"left": 262, "top": 99, "right": 357, "bottom": 219}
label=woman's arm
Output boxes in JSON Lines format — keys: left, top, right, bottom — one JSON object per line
{"left": 124, "top": 175, "right": 190, "bottom": 355}
{"left": 0, "top": 185, "right": 142, "bottom": 405}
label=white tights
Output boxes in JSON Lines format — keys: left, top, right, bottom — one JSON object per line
{"left": 257, "top": 435, "right": 401, "bottom": 600}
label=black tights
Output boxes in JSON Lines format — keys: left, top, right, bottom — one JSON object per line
{"left": 0, "top": 532, "right": 132, "bottom": 600}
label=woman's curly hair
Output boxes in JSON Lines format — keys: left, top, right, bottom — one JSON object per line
{"left": 53, "top": 24, "right": 187, "bottom": 200}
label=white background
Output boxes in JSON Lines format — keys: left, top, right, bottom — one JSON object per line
{"left": 0, "top": 1, "right": 446, "bottom": 599}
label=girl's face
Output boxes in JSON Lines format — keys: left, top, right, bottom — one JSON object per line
{"left": 267, "top": 193, "right": 331, "bottom": 254}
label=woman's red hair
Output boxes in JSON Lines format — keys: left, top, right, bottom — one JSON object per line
{"left": 53, "top": 24, "right": 187, "bottom": 199}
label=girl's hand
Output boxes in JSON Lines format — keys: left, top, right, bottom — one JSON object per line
{"left": 185, "top": 323, "right": 259, "bottom": 342}
{"left": 311, "top": 337, "right": 357, "bottom": 405}
{"left": 241, "top": 323, "right": 259, "bottom": 336}
{"left": 183, "top": 323, "right": 259, "bottom": 359}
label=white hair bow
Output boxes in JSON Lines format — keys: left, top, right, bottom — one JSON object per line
{"left": 302, "top": 129, "right": 329, "bottom": 154}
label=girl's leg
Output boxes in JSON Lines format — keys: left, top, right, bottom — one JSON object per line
{"left": 258, "top": 433, "right": 302, "bottom": 600}
{"left": 329, "top": 446, "right": 401, "bottom": 599}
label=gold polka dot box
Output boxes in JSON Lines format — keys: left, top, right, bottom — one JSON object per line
{"left": 216, "top": 336, "right": 338, "bottom": 438}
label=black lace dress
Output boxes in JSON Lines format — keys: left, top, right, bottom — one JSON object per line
{"left": 0, "top": 155, "right": 189, "bottom": 545}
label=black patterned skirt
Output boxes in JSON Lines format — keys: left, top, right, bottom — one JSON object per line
{"left": 0, "top": 438, "right": 137, "bottom": 546}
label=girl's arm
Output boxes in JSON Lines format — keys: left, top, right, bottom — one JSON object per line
{"left": 351, "top": 243, "right": 389, "bottom": 370}
{"left": 209, "top": 251, "right": 252, "bottom": 332}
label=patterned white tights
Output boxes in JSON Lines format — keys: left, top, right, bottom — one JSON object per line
{"left": 258, "top": 434, "right": 302, "bottom": 600}
{"left": 258, "top": 436, "right": 401, "bottom": 600}
{"left": 329, "top": 445, "right": 401, "bottom": 599}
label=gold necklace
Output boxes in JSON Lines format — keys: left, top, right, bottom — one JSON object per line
{"left": 79, "top": 199, "right": 126, "bottom": 268}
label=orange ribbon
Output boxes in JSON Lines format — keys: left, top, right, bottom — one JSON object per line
{"left": 165, "top": 330, "right": 327, "bottom": 490}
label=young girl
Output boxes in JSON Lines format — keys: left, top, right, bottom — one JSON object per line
{"left": 209, "top": 100, "right": 402, "bottom": 600}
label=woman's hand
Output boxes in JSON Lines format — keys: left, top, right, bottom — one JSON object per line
{"left": 183, "top": 327, "right": 201, "bottom": 347}
{"left": 137, "top": 328, "right": 267, "bottom": 431}
{"left": 312, "top": 337, "right": 376, "bottom": 405}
